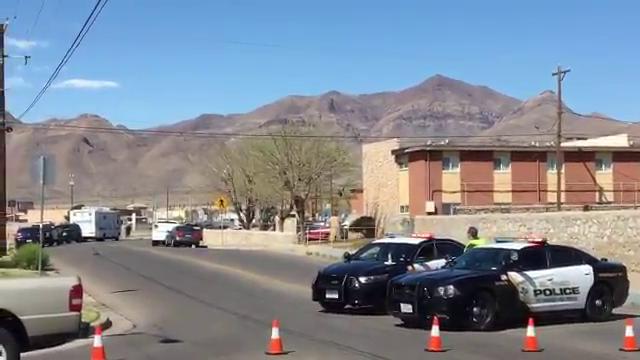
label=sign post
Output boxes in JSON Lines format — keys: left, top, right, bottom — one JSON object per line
{"left": 216, "top": 196, "right": 228, "bottom": 246}
{"left": 37, "top": 156, "right": 46, "bottom": 275}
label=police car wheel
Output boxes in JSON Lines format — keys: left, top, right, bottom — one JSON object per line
{"left": 584, "top": 283, "right": 613, "bottom": 322}
{"left": 319, "top": 302, "right": 345, "bottom": 313}
{"left": 465, "top": 291, "right": 497, "bottom": 331}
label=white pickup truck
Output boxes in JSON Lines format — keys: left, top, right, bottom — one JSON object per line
{"left": 0, "top": 276, "right": 83, "bottom": 360}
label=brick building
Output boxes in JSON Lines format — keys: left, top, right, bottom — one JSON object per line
{"left": 363, "top": 134, "right": 640, "bottom": 216}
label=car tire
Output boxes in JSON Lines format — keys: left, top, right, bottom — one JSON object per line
{"left": 319, "top": 302, "right": 345, "bottom": 313}
{"left": 584, "top": 283, "right": 613, "bottom": 322}
{"left": 464, "top": 290, "right": 497, "bottom": 331}
{"left": 0, "top": 326, "right": 21, "bottom": 360}
{"left": 151, "top": 241, "right": 158, "bottom": 247}
{"left": 114, "top": 237, "right": 120, "bottom": 241}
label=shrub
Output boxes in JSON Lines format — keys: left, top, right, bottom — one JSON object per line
{"left": 13, "top": 244, "right": 49, "bottom": 270}
{"left": 0, "top": 257, "right": 16, "bottom": 269}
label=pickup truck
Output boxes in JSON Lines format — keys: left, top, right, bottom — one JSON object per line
{"left": 0, "top": 276, "right": 83, "bottom": 360}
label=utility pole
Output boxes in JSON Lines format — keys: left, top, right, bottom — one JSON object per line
{"left": 69, "top": 173, "right": 75, "bottom": 208}
{"left": 165, "top": 186, "right": 169, "bottom": 220}
{"left": 552, "top": 66, "right": 571, "bottom": 211}
{"left": 0, "top": 24, "right": 7, "bottom": 255}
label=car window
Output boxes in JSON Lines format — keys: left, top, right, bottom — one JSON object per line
{"left": 414, "top": 242, "right": 435, "bottom": 262}
{"left": 449, "top": 248, "right": 516, "bottom": 271}
{"left": 435, "top": 241, "right": 464, "bottom": 259}
{"left": 352, "top": 243, "right": 417, "bottom": 262}
{"left": 517, "top": 247, "right": 548, "bottom": 271}
{"left": 548, "top": 246, "right": 584, "bottom": 268}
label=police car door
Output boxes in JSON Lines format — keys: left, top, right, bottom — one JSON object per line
{"left": 545, "top": 245, "right": 593, "bottom": 311}
{"left": 506, "top": 246, "right": 556, "bottom": 313}
{"left": 412, "top": 242, "right": 437, "bottom": 271}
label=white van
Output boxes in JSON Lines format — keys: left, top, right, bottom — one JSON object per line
{"left": 70, "top": 207, "right": 121, "bottom": 241}
{"left": 152, "top": 220, "right": 179, "bottom": 246}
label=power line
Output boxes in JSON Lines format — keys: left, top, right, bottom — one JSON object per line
{"left": 25, "top": 0, "right": 46, "bottom": 38}
{"left": 17, "top": 0, "right": 109, "bottom": 120}
{"left": 8, "top": 120, "right": 594, "bottom": 141}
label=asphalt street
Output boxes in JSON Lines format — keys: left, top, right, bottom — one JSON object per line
{"left": 24, "top": 239, "right": 640, "bottom": 360}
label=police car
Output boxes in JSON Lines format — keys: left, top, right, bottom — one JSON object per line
{"left": 311, "top": 234, "right": 464, "bottom": 312}
{"left": 387, "top": 236, "right": 630, "bottom": 330}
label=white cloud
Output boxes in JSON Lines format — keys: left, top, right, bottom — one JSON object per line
{"left": 6, "top": 37, "right": 48, "bottom": 50}
{"left": 52, "top": 79, "right": 120, "bottom": 90}
{"left": 6, "top": 77, "right": 31, "bottom": 89}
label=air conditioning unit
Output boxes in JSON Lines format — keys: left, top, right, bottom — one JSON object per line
{"left": 425, "top": 201, "right": 436, "bottom": 214}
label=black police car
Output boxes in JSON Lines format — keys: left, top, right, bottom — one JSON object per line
{"left": 387, "top": 237, "right": 630, "bottom": 330}
{"left": 312, "top": 234, "right": 464, "bottom": 312}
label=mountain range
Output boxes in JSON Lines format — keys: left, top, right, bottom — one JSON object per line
{"left": 6, "top": 74, "right": 637, "bottom": 205}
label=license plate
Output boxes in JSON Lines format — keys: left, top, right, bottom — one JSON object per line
{"left": 400, "top": 303, "right": 413, "bottom": 313}
{"left": 325, "top": 290, "right": 339, "bottom": 299}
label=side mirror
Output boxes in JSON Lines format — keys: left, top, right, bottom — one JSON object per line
{"left": 343, "top": 252, "right": 352, "bottom": 261}
{"left": 601, "top": 257, "right": 608, "bottom": 262}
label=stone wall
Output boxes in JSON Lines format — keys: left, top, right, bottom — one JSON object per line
{"left": 362, "top": 139, "right": 400, "bottom": 235}
{"left": 413, "top": 209, "right": 640, "bottom": 271}
{"left": 203, "top": 229, "right": 297, "bottom": 248}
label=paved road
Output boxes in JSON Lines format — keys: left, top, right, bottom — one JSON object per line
{"left": 24, "top": 239, "right": 640, "bottom": 359}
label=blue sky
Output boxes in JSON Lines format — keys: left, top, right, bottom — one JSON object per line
{"left": 2, "top": 0, "right": 639, "bottom": 128}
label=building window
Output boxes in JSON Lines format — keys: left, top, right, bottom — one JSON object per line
{"left": 595, "top": 152, "right": 612, "bottom": 172}
{"left": 493, "top": 152, "right": 511, "bottom": 172}
{"left": 399, "top": 205, "right": 409, "bottom": 214}
{"left": 442, "top": 152, "right": 460, "bottom": 171}
{"left": 398, "top": 155, "right": 408, "bottom": 170}
{"left": 547, "top": 152, "right": 562, "bottom": 172}
{"left": 441, "top": 203, "right": 459, "bottom": 215}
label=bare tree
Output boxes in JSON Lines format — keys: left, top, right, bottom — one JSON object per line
{"left": 253, "top": 123, "right": 355, "bottom": 230}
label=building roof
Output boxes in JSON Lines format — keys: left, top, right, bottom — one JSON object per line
{"left": 390, "top": 133, "right": 640, "bottom": 156}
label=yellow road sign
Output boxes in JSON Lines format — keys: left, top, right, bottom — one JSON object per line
{"left": 215, "top": 196, "right": 228, "bottom": 210}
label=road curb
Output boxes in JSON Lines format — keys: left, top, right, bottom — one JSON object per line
{"left": 78, "top": 294, "right": 112, "bottom": 338}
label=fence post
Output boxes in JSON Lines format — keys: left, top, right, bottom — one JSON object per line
{"left": 635, "top": 183, "right": 638, "bottom": 209}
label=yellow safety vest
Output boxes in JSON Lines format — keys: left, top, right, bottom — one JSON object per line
{"left": 465, "top": 237, "right": 488, "bottom": 251}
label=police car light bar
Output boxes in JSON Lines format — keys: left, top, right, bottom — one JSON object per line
{"left": 411, "top": 232, "right": 434, "bottom": 239}
{"left": 523, "top": 233, "right": 548, "bottom": 244}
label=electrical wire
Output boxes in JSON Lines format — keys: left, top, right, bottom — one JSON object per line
{"left": 17, "top": 0, "right": 110, "bottom": 120}
{"left": 8, "top": 121, "right": 564, "bottom": 140}
{"left": 25, "top": 0, "right": 45, "bottom": 38}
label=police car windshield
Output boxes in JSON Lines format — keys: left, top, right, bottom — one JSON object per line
{"left": 449, "top": 248, "right": 515, "bottom": 271}
{"left": 351, "top": 243, "right": 416, "bottom": 263}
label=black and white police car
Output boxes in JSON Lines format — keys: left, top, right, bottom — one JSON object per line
{"left": 312, "top": 233, "right": 464, "bottom": 312}
{"left": 387, "top": 236, "right": 630, "bottom": 330}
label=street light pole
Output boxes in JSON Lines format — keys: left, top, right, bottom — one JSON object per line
{"left": 552, "top": 66, "right": 571, "bottom": 211}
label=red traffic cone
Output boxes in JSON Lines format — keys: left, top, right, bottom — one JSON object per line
{"left": 265, "top": 319, "right": 286, "bottom": 355}
{"left": 522, "top": 317, "right": 542, "bottom": 352}
{"left": 620, "top": 318, "right": 640, "bottom": 352}
{"left": 425, "top": 316, "right": 445, "bottom": 352}
{"left": 91, "top": 325, "right": 107, "bottom": 360}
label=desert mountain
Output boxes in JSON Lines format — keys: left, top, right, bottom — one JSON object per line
{"left": 5, "top": 75, "right": 634, "bottom": 204}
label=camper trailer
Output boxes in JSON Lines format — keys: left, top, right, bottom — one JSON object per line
{"left": 69, "top": 207, "right": 121, "bottom": 241}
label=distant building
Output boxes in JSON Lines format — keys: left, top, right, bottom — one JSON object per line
{"left": 363, "top": 133, "right": 640, "bottom": 216}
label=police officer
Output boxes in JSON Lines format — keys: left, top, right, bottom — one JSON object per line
{"left": 464, "top": 226, "right": 488, "bottom": 251}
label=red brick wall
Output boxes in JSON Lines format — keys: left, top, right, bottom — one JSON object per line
{"left": 349, "top": 190, "right": 364, "bottom": 215}
{"left": 408, "top": 151, "right": 427, "bottom": 215}
{"left": 460, "top": 151, "right": 494, "bottom": 205}
{"left": 511, "top": 152, "right": 547, "bottom": 204}
{"left": 426, "top": 151, "right": 443, "bottom": 214}
{"left": 564, "top": 152, "right": 596, "bottom": 204}
{"left": 613, "top": 152, "right": 640, "bottom": 204}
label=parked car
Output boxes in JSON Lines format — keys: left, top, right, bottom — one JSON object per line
{"left": 151, "top": 220, "right": 179, "bottom": 247}
{"left": 52, "top": 224, "right": 83, "bottom": 244}
{"left": 304, "top": 223, "right": 331, "bottom": 241}
{"left": 14, "top": 224, "right": 55, "bottom": 248}
{"left": 311, "top": 234, "right": 465, "bottom": 312}
{"left": 164, "top": 224, "right": 203, "bottom": 247}
{"left": 0, "top": 275, "right": 83, "bottom": 359}
{"left": 387, "top": 237, "right": 630, "bottom": 330}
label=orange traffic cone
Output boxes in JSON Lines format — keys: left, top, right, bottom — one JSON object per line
{"left": 620, "top": 318, "right": 640, "bottom": 352}
{"left": 521, "top": 317, "right": 542, "bottom": 352}
{"left": 425, "top": 316, "right": 445, "bottom": 352}
{"left": 91, "top": 325, "right": 107, "bottom": 360}
{"left": 265, "top": 319, "right": 286, "bottom": 355}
